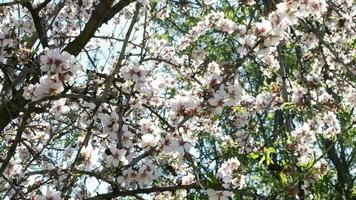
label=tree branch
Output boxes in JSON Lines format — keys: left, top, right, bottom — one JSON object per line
{"left": 0, "top": 0, "right": 28, "bottom": 7}
{"left": 23, "top": 2, "right": 49, "bottom": 47}
{"left": 0, "top": 106, "right": 31, "bottom": 175}
{"left": 86, "top": 183, "right": 200, "bottom": 200}
{"left": 63, "top": 0, "right": 132, "bottom": 56}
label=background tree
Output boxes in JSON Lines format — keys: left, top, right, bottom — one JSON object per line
{"left": 0, "top": 0, "right": 355, "bottom": 199}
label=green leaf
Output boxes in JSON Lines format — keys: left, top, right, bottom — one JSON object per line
{"left": 206, "top": 172, "right": 218, "bottom": 188}
{"left": 264, "top": 147, "right": 276, "bottom": 166}
{"left": 267, "top": 147, "right": 276, "bottom": 153}
{"left": 74, "top": 172, "right": 82, "bottom": 177}
{"left": 281, "top": 102, "right": 295, "bottom": 110}
{"left": 279, "top": 171, "right": 287, "bottom": 186}
{"left": 259, "top": 155, "right": 265, "bottom": 167}
{"left": 232, "top": 106, "right": 245, "bottom": 113}
{"left": 211, "top": 114, "right": 220, "bottom": 122}
{"left": 265, "top": 152, "right": 272, "bottom": 166}
{"left": 169, "top": 87, "right": 178, "bottom": 96}
{"left": 247, "top": 152, "right": 260, "bottom": 159}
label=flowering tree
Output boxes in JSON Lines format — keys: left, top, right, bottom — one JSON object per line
{"left": 0, "top": 0, "right": 355, "bottom": 199}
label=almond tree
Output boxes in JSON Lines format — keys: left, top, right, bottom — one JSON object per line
{"left": 0, "top": 0, "right": 355, "bottom": 199}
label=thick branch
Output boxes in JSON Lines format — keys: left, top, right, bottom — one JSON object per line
{"left": 63, "top": 0, "right": 132, "bottom": 56}
{"left": 23, "top": 2, "right": 49, "bottom": 47}
{"left": 0, "top": 107, "right": 31, "bottom": 175}
{"left": 86, "top": 183, "right": 200, "bottom": 200}
{"left": 0, "top": 0, "right": 28, "bottom": 7}
{"left": 0, "top": 90, "right": 27, "bottom": 132}
{"left": 324, "top": 139, "right": 353, "bottom": 199}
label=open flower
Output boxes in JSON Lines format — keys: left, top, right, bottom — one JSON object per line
{"left": 256, "top": 19, "right": 272, "bottom": 35}
{"left": 206, "top": 189, "right": 232, "bottom": 200}
{"left": 120, "top": 64, "right": 147, "bottom": 83}
{"left": 141, "top": 133, "right": 159, "bottom": 149}
{"left": 36, "top": 187, "right": 61, "bottom": 200}
{"left": 105, "top": 146, "right": 128, "bottom": 167}
{"left": 50, "top": 99, "right": 70, "bottom": 119}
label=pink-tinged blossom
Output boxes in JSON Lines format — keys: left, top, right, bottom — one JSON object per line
{"left": 40, "top": 48, "right": 83, "bottom": 79}
{"left": 182, "top": 173, "right": 195, "bottom": 185}
{"left": 78, "top": 145, "right": 95, "bottom": 170}
{"left": 23, "top": 75, "right": 64, "bottom": 101}
{"left": 206, "top": 189, "right": 232, "bottom": 200}
{"left": 301, "top": 32, "right": 318, "bottom": 49}
{"left": 209, "top": 88, "right": 228, "bottom": 113}
{"left": 99, "top": 112, "right": 120, "bottom": 139}
{"left": 23, "top": 48, "right": 83, "bottom": 101}
{"left": 276, "top": 2, "right": 298, "bottom": 25}
{"left": 34, "top": 75, "right": 64, "bottom": 98}
{"left": 40, "top": 48, "right": 69, "bottom": 73}
{"left": 217, "top": 157, "right": 245, "bottom": 189}
{"left": 169, "top": 95, "right": 197, "bottom": 118}
{"left": 319, "top": 112, "right": 341, "bottom": 139}
{"left": 344, "top": 87, "right": 356, "bottom": 108}
{"left": 105, "top": 146, "right": 128, "bottom": 167}
{"left": 22, "top": 84, "right": 37, "bottom": 100}
{"left": 256, "top": 19, "right": 272, "bottom": 35}
{"left": 141, "top": 133, "right": 159, "bottom": 149}
{"left": 118, "top": 159, "right": 161, "bottom": 188}
{"left": 291, "top": 87, "right": 308, "bottom": 104}
{"left": 160, "top": 134, "right": 179, "bottom": 154}
{"left": 174, "top": 135, "right": 192, "bottom": 156}
{"left": 36, "top": 187, "right": 61, "bottom": 200}
{"left": 120, "top": 64, "right": 147, "bottom": 83}
{"left": 50, "top": 99, "right": 70, "bottom": 119}
{"left": 201, "top": 62, "right": 222, "bottom": 86}
{"left": 290, "top": 123, "right": 316, "bottom": 165}
{"left": 117, "top": 169, "right": 132, "bottom": 186}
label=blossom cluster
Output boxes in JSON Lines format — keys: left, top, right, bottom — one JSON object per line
{"left": 217, "top": 157, "right": 245, "bottom": 189}
{"left": 0, "top": 0, "right": 354, "bottom": 199}
{"left": 23, "top": 48, "right": 83, "bottom": 101}
{"left": 289, "top": 123, "right": 316, "bottom": 165}
{"left": 117, "top": 159, "right": 161, "bottom": 188}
